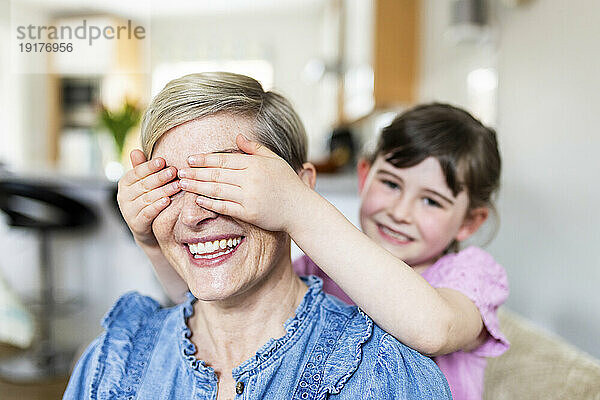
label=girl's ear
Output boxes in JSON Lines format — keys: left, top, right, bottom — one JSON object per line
{"left": 357, "top": 158, "right": 371, "bottom": 193}
{"left": 455, "top": 207, "right": 489, "bottom": 242}
{"left": 298, "top": 162, "right": 317, "bottom": 189}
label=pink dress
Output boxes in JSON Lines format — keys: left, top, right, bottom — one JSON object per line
{"left": 292, "top": 246, "right": 510, "bottom": 400}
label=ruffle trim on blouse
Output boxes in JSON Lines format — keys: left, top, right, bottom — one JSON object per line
{"left": 316, "top": 307, "right": 373, "bottom": 399}
{"left": 92, "top": 292, "right": 162, "bottom": 400}
{"left": 178, "top": 276, "right": 326, "bottom": 381}
{"left": 178, "top": 292, "right": 217, "bottom": 383}
{"left": 177, "top": 276, "right": 375, "bottom": 398}
{"left": 233, "top": 275, "right": 324, "bottom": 378}
{"left": 288, "top": 290, "right": 374, "bottom": 400}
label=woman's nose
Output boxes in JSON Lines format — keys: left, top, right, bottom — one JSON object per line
{"left": 178, "top": 192, "right": 218, "bottom": 227}
{"left": 388, "top": 196, "right": 413, "bottom": 224}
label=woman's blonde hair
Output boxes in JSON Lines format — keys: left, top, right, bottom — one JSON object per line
{"left": 140, "top": 72, "right": 307, "bottom": 171}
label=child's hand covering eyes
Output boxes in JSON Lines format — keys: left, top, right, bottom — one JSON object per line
{"left": 117, "top": 150, "right": 181, "bottom": 247}
{"left": 177, "top": 134, "right": 313, "bottom": 234}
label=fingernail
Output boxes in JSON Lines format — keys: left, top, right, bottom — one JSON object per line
{"left": 153, "top": 159, "right": 163, "bottom": 168}
{"left": 179, "top": 179, "right": 188, "bottom": 189}
{"left": 178, "top": 169, "right": 187, "bottom": 178}
{"left": 195, "top": 197, "right": 204, "bottom": 204}
{"left": 188, "top": 156, "right": 198, "bottom": 165}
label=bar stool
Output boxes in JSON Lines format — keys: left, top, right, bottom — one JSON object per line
{"left": 0, "top": 179, "right": 97, "bottom": 381}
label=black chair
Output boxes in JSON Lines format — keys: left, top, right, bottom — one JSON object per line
{"left": 0, "top": 179, "right": 97, "bottom": 381}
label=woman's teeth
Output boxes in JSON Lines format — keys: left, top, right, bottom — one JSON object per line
{"left": 187, "top": 237, "right": 242, "bottom": 258}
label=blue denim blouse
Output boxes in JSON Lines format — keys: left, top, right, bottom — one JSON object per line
{"left": 64, "top": 276, "right": 451, "bottom": 399}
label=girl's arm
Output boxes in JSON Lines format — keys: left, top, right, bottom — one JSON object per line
{"left": 182, "top": 136, "right": 484, "bottom": 356}
{"left": 117, "top": 150, "right": 189, "bottom": 304}
{"left": 135, "top": 241, "right": 189, "bottom": 304}
{"left": 287, "top": 190, "right": 485, "bottom": 356}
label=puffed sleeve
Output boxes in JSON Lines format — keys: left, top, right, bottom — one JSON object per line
{"left": 63, "top": 335, "right": 105, "bottom": 399}
{"left": 421, "top": 246, "right": 510, "bottom": 357}
{"left": 370, "top": 333, "right": 452, "bottom": 398}
{"left": 63, "top": 292, "right": 160, "bottom": 399}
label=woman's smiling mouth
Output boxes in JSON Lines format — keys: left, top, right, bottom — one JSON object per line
{"left": 183, "top": 235, "right": 245, "bottom": 266}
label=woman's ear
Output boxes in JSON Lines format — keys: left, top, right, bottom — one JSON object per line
{"left": 298, "top": 162, "right": 317, "bottom": 189}
{"left": 455, "top": 207, "right": 489, "bottom": 242}
{"left": 357, "top": 158, "right": 371, "bottom": 193}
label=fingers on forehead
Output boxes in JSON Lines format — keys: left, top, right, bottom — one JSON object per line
{"left": 189, "top": 153, "right": 247, "bottom": 169}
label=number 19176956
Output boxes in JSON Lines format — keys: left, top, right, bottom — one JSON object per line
{"left": 19, "top": 42, "right": 73, "bottom": 52}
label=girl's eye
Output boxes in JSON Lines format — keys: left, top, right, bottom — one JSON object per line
{"left": 381, "top": 179, "right": 400, "bottom": 190}
{"left": 423, "top": 197, "right": 442, "bottom": 208}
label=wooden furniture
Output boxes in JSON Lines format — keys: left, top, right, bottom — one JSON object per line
{"left": 373, "top": 0, "right": 420, "bottom": 108}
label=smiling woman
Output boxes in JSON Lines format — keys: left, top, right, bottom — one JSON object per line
{"left": 150, "top": 115, "right": 292, "bottom": 302}
{"left": 62, "top": 72, "right": 451, "bottom": 400}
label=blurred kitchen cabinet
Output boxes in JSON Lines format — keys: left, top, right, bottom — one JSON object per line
{"left": 373, "top": 0, "right": 419, "bottom": 107}
{"left": 45, "top": 16, "right": 146, "bottom": 165}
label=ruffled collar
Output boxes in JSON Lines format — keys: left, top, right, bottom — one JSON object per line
{"left": 177, "top": 276, "right": 324, "bottom": 379}
{"left": 178, "top": 291, "right": 217, "bottom": 383}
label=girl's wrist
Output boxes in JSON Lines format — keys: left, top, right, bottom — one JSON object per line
{"left": 285, "top": 186, "right": 328, "bottom": 239}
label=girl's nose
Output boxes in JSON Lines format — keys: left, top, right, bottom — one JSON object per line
{"left": 178, "top": 192, "right": 218, "bottom": 227}
{"left": 388, "top": 196, "right": 413, "bottom": 224}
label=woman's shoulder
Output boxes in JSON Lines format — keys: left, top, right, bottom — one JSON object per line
{"left": 366, "top": 327, "right": 452, "bottom": 397}
{"left": 313, "top": 296, "right": 450, "bottom": 398}
{"left": 63, "top": 292, "right": 178, "bottom": 399}
{"left": 101, "top": 291, "right": 162, "bottom": 332}
{"left": 329, "top": 319, "right": 451, "bottom": 398}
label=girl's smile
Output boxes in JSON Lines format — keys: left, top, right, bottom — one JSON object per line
{"left": 358, "top": 156, "right": 471, "bottom": 272}
{"left": 376, "top": 222, "right": 415, "bottom": 245}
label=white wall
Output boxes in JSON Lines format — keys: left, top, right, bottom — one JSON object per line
{"left": 419, "top": 0, "right": 600, "bottom": 358}
{"left": 418, "top": 0, "right": 497, "bottom": 113}
{"left": 491, "top": 0, "right": 600, "bottom": 357}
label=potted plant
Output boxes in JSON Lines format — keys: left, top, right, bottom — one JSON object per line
{"left": 98, "top": 100, "right": 142, "bottom": 160}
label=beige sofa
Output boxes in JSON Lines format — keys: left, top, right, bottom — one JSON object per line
{"left": 484, "top": 309, "right": 600, "bottom": 399}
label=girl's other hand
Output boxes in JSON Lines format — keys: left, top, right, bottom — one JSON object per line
{"left": 179, "top": 135, "right": 313, "bottom": 234}
{"left": 117, "top": 149, "right": 181, "bottom": 247}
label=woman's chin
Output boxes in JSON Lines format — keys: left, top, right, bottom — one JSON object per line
{"left": 188, "top": 280, "right": 234, "bottom": 302}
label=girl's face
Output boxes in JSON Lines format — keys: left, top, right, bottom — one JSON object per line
{"left": 358, "top": 155, "right": 484, "bottom": 272}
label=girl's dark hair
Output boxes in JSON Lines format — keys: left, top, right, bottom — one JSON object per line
{"left": 369, "top": 103, "right": 501, "bottom": 250}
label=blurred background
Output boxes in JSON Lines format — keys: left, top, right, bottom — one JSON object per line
{"left": 0, "top": 0, "right": 599, "bottom": 397}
